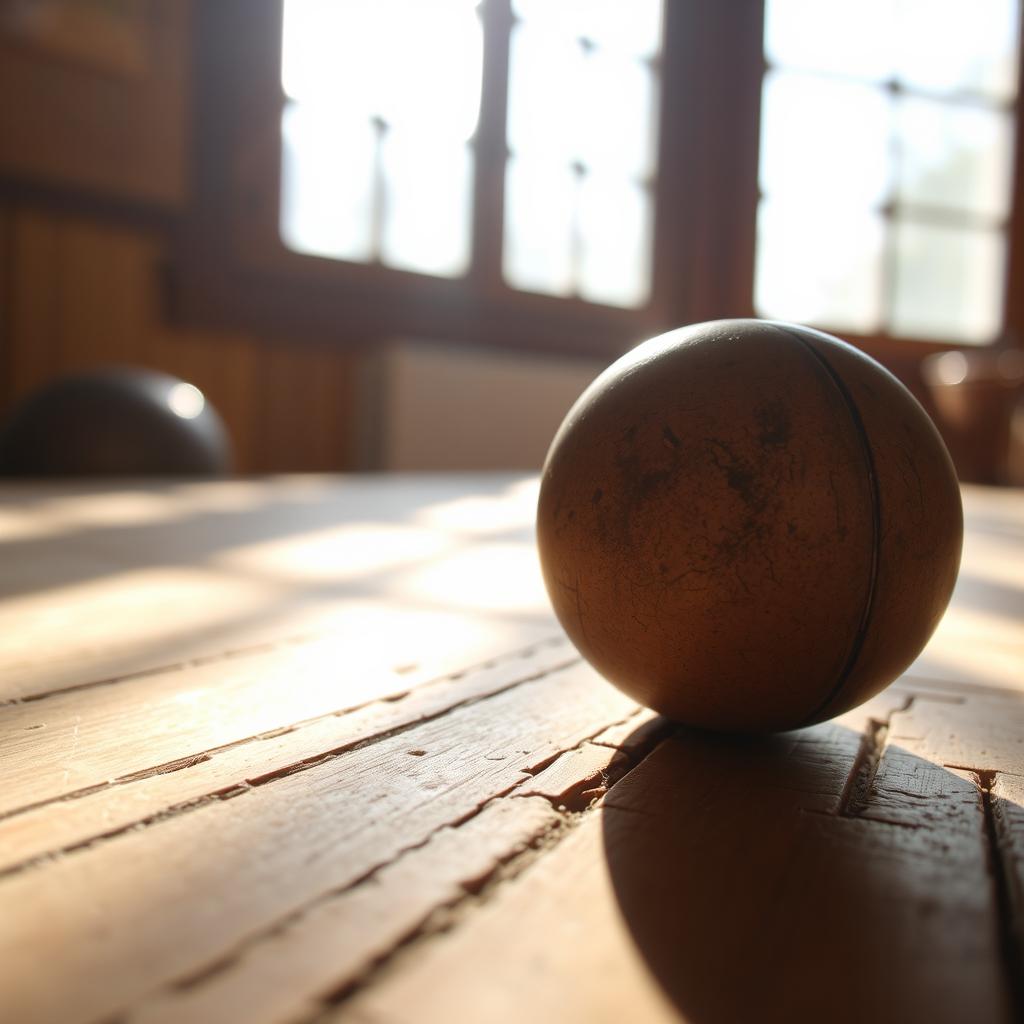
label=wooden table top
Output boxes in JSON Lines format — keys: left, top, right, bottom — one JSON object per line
{"left": 1, "top": 475, "right": 1022, "bottom": 1024}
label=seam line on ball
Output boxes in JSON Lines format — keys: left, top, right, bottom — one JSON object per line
{"left": 787, "top": 331, "right": 883, "bottom": 727}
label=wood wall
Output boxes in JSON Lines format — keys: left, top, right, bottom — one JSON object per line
{"left": 0, "top": 2, "right": 359, "bottom": 474}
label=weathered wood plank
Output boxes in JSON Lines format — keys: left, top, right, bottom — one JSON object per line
{"left": 0, "top": 474, "right": 547, "bottom": 702}
{"left": 0, "top": 661, "right": 638, "bottom": 1024}
{"left": 0, "top": 478, "right": 1020, "bottom": 1024}
{"left": 516, "top": 741, "right": 630, "bottom": 809}
{"left": 0, "top": 640, "right": 577, "bottom": 874}
{"left": 336, "top": 691, "right": 1012, "bottom": 1024}
{"left": 909, "top": 486, "right": 1024, "bottom": 692}
{"left": 992, "top": 772, "right": 1024, "bottom": 999}
{"left": 129, "top": 796, "right": 563, "bottom": 1024}
{"left": 0, "top": 626, "right": 561, "bottom": 819}
{"left": 590, "top": 706, "right": 667, "bottom": 755}
{"left": 121, "top": 704, "right": 668, "bottom": 1024}
{"left": 884, "top": 689, "right": 1024, "bottom": 776}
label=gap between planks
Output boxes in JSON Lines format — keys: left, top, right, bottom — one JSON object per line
{"left": 5, "top": 671, "right": 1022, "bottom": 1024}
{"left": 0, "top": 638, "right": 579, "bottom": 876}
{"left": 0, "top": 650, "right": 649, "bottom": 1024}
{"left": 117, "top": 707, "right": 675, "bottom": 1024}
{"left": 125, "top": 687, "right": 929, "bottom": 1024}
{"left": 331, "top": 685, "right": 1024, "bottom": 1024}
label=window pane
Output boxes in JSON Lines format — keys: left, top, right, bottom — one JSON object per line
{"left": 896, "top": 0, "right": 1020, "bottom": 100}
{"left": 380, "top": 134, "right": 473, "bottom": 277}
{"left": 506, "top": 23, "right": 582, "bottom": 163}
{"left": 578, "top": 176, "right": 652, "bottom": 308}
{"left": 513, "top": 0, "right": 663, "bottom": 57}
{"left": 280, "top": 0, "right": 483, "bottom": 276}
{"left": 764, "top": 0, "right": 894, "bottom": 81}
{"left": 897, "top": 96, "right": 1014, "bottom": 220}
{"left": 280, "top": 104, "right": 376, "bottom": 261}
{"left": 503, "top": 157, "right": 575, "bottom": 296}
{"left": 891, "top": 221, "right": 1005, "bottom": 343}
{"left": 577, "top": 51, "right": 658, "bottom": 177}
{"left": 504, "top": 4, "right": 662, "bottom": 303}
{"left": 281, "top": 0, "right": 360, "bottom": 105}
{"left": 754, "top": 199, "right": 885, "bottom": 333}
{"left": 377, "top": 2, "right": 483, "bottom": 141}
{"left": 283, "top": 0, "right": 483, "bottom": 109}
{"left": 760, "top": 71, "right": 892, "bottom": 206}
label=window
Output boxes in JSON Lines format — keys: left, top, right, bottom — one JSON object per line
{"left": 280, "top": 0, "right": 483, "bottom": 278}
{"left": 279, "top": 0, "right": 664, "bottom": 309}
{"left": 500, "top": 0, "right": 662, "bottom": 307}
{"left": 755, "top": 0, "right": 1021, "bottom": 345}
{"left": 186, "top": 0, "right": 1024, "bottom": 367}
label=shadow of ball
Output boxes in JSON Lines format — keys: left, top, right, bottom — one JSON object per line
{"left": 537, "top": 320, "right": 963, "bottom": 733}
{"left": 0, "top": 367, "right": 233, "bottom": 476}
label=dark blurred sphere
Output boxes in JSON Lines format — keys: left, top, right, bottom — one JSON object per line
{"left": 0, "top": 367, "right": 233, "bottom": 476}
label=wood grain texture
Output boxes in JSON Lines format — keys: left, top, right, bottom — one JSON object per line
{"left": 0, "top": 478, "right": 1020, "bottom": 1024}
{"left": 910, "top": 486, "right": 1024, "bottom": 691}
{"left": 0, "top": 640, "right": 577, "bottom": 874}
{"left": 0, "top": 659, "right": 639, "bottom": 1024}
{"left": 130, "top": 796, "right": 564, "bottom": 1024}
{"left": 0, "top": 2, "right": 188, "bottom": 204}
{"left": 0, "top": 475, "right": 549, "bottom": 701}
{"left": 340, "top": 691, "right": 1019, "bottom": 1024}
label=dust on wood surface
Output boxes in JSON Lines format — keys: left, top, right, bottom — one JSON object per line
{"left": 0, "top": 477, "right": 1021, "bottom": 1024}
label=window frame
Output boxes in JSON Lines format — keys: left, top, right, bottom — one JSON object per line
{"left": 175, "top": 0, "right": 1024, "bottom": 375}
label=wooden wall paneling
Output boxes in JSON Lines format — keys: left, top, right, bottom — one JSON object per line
{"left": 55, "top": 215, "right": 152, "bottom": 369}
{"left": 0, "top": 1, "right": 189, "bottom": 206}
{"left": 143, "top": 251, "right": 263, "bottom": 473}
{"left": 5, "top": 206, "right": 63, "bottom": 406}
{"left": 0, "top": 201, "right": 9, "bottom": 409}
{"left": 0, "top": 202, "right": 364, "bottom": 474}
{"left": 255, "top": 342, "right": 359, "bottom": 472}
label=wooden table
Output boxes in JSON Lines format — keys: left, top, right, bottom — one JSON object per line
{"left": 1, "top": 475, "right": 1022, "bottom": 1024}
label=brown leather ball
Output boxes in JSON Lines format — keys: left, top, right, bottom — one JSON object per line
{"left": 537, "top": 320, "right": 963, "bottom": 732}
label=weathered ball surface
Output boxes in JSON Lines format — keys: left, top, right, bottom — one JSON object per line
{"left": 537, "top": 319, "right": 963, "bottom": 732}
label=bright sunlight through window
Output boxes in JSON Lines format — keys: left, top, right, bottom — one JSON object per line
{"left": 755, "top": 0, "right": 1021, "bottom": 344}
{"left": 279, "top": 0, "right": 663, "bottom": 308}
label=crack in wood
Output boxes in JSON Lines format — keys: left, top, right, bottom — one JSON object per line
{"left": 834, "top": 696, "right": 914, "bottom": 819}
{"left": 946, "top": 764, "right": 1024, "bottom": 780}
{"left": 836, "top": 719, "right": 889, "bottom": 818}
{"left": 0, "top": 644, "right": 579, "bottom": 828}
{"left": 0, "top": 649, "right": 582, "bottom": 879}
{"left": 0, "top": 783, "right": 253, "bottom": 882}
{"left": 0, "top": 633, "right": 321, "bottom": 709}
{"left": 976, "top": 770, "right": 1024, "bottom": 1022}
{"left": 122, "top": 709, "right": 671, "bottom": 1018}
{"left": 308, "top": 725, "right": 674, "bottom": 1019}
{"left": 162, "top": 780, "right": 560, "bottom": 999}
